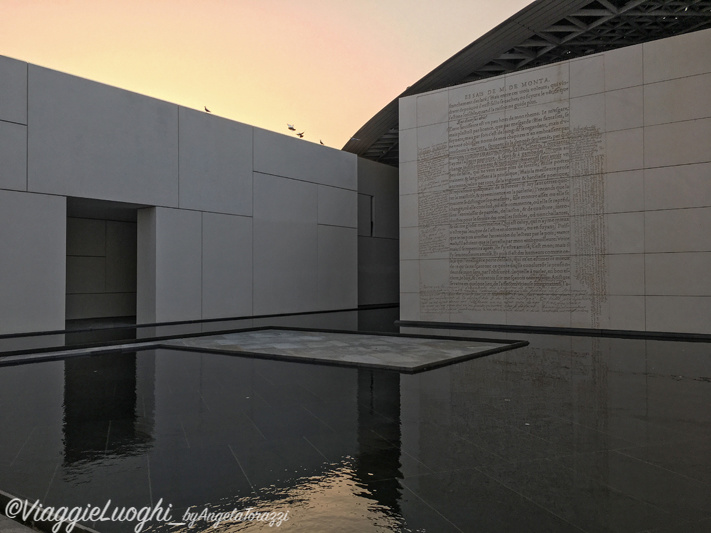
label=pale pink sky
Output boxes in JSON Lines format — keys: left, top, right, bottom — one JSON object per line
{"left": 0, "top": 0, "right": 532, "bottom": 147}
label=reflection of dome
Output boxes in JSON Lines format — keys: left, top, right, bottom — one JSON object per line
{"left": 344, "top": 0, "right": 711, "bottom": 166}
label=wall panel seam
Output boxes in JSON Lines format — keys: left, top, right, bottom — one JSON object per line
{"left": 252, "top": 170, "right": 357, "bottom": 192}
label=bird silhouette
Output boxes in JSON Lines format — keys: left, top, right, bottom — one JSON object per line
{"left": 204, "top": 106, "right": 211, "bottom": 113}
{"left": 320, "top": 140, "right": 324, "bottom": 145}
{"left": 297, "top": 132, "right": 305, "bottom": 138}
{"left": 287, "top": 124, "right": 296, "bottom": 131}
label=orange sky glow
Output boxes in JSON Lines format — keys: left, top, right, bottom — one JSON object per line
{"left": 0, "top": 0, "right": 532, "bottom": 148}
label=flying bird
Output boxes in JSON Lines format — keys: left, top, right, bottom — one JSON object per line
{"left": 297, "top": 132, "right": 305, "bottom": 138}
{"left": 287, "top": 124, "right": 296, "bottom": 131}
{"left": 320, "top": 140, "right": 324, "bottom": 145}
{"left": 204, "top": 106, "right": 211, "bottom": 113}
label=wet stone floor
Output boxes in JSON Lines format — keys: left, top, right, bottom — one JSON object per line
{"left": 0, "top": 310, "right": 710, "bottom": 532}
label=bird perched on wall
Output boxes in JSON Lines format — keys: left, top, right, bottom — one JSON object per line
{"left": 297, "top": 132, "right": 305, "bottom": 138}
{"left": 204, "top": 106, "right": 211, "bottom": 113}
{"left": 287, "top": 124, "right": 296, "bottom": 131}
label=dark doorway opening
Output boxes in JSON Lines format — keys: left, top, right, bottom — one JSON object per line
{"left": 65, "top": 197, "right": 143, "bottom": 331}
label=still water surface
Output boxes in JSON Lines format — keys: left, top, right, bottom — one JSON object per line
{"left": 1, "top": 317, "right": 711, "bottom": 532}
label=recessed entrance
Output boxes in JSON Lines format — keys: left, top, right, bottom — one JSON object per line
{"left": 65, "top": 198, "right": 143, "bottom": 328}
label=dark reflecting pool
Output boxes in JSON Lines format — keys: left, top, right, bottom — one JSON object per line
{"left": 1, "top": 316, "right": 711, "bottom": 532}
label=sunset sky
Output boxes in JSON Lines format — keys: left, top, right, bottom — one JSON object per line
{"left": 0, "top": 0, "right": 532, "bottom": 148}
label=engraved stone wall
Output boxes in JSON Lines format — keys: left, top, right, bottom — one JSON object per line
{"left": 403, "top": 29, "right": 711, "bottom": 335}
{"left": 415, "top": 65, "right": 606, "bottom": 327}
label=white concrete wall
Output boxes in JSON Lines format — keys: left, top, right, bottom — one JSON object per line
{"left": 254, "top": 128, "right": 357, "bottom": 189}
{"left": 0, "top": 56, "right": 26, "bottom": 125}
{"left": 0, "top": 57, "right": 364, "bottom": 333}
{"left": 0, "top": 120, "right": 26, "bottom": 192}
{"left": 401, "top": 28, "right": 711, "bottom": 335}
{"left": 0, "top": 56, "right": 27, "bottom": 194}
{"left": 154, "top": 208, "right": 203, "bottom": 323}
{"left": 178, "top": 108, "right": 253, "bottom": 216}
{"left": 28, "top": 65, "right": 180, "bottom": 206}
{"left": 252, "top": 168, "right": 358, "bottom": 316}
{"left": 202, "top": 212, "right": 253, "bottom": 320}
{"left": 253, "top": 173, "right": 319, "bottom": 315}
{"left": 0, "top": 190, "right": 66, "bottom": 334}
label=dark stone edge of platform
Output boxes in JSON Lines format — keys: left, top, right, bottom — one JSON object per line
{"left": 159, "top": 341, "right": 528, "bottom": 374}
{"left": 396, "top": 320, "right": 711, "bottom": 342}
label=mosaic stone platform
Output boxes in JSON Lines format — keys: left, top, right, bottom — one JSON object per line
{"left": 162, "top": 328, "right": 527, "bottom": 372}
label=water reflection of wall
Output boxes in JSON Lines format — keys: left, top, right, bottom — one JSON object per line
{"left": 150, "top": 351, "right": 362, "bottom": 501}
{"left": 356, "top": 369, "right": 402, "bottom": 513}
{"left": 398, "top": 326, "right": 711, "bottom": 526}
{"left": 399, "top": 330, "right": 614, "bottom": 457}
{"left": 0, "top": 360, "right": 65, "bottom": 470}
{"left": 148, "top": 351, "right": 406, "bottom": 517}
{"left": 63, "top": 352, "right": 155, "bottom": 464}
